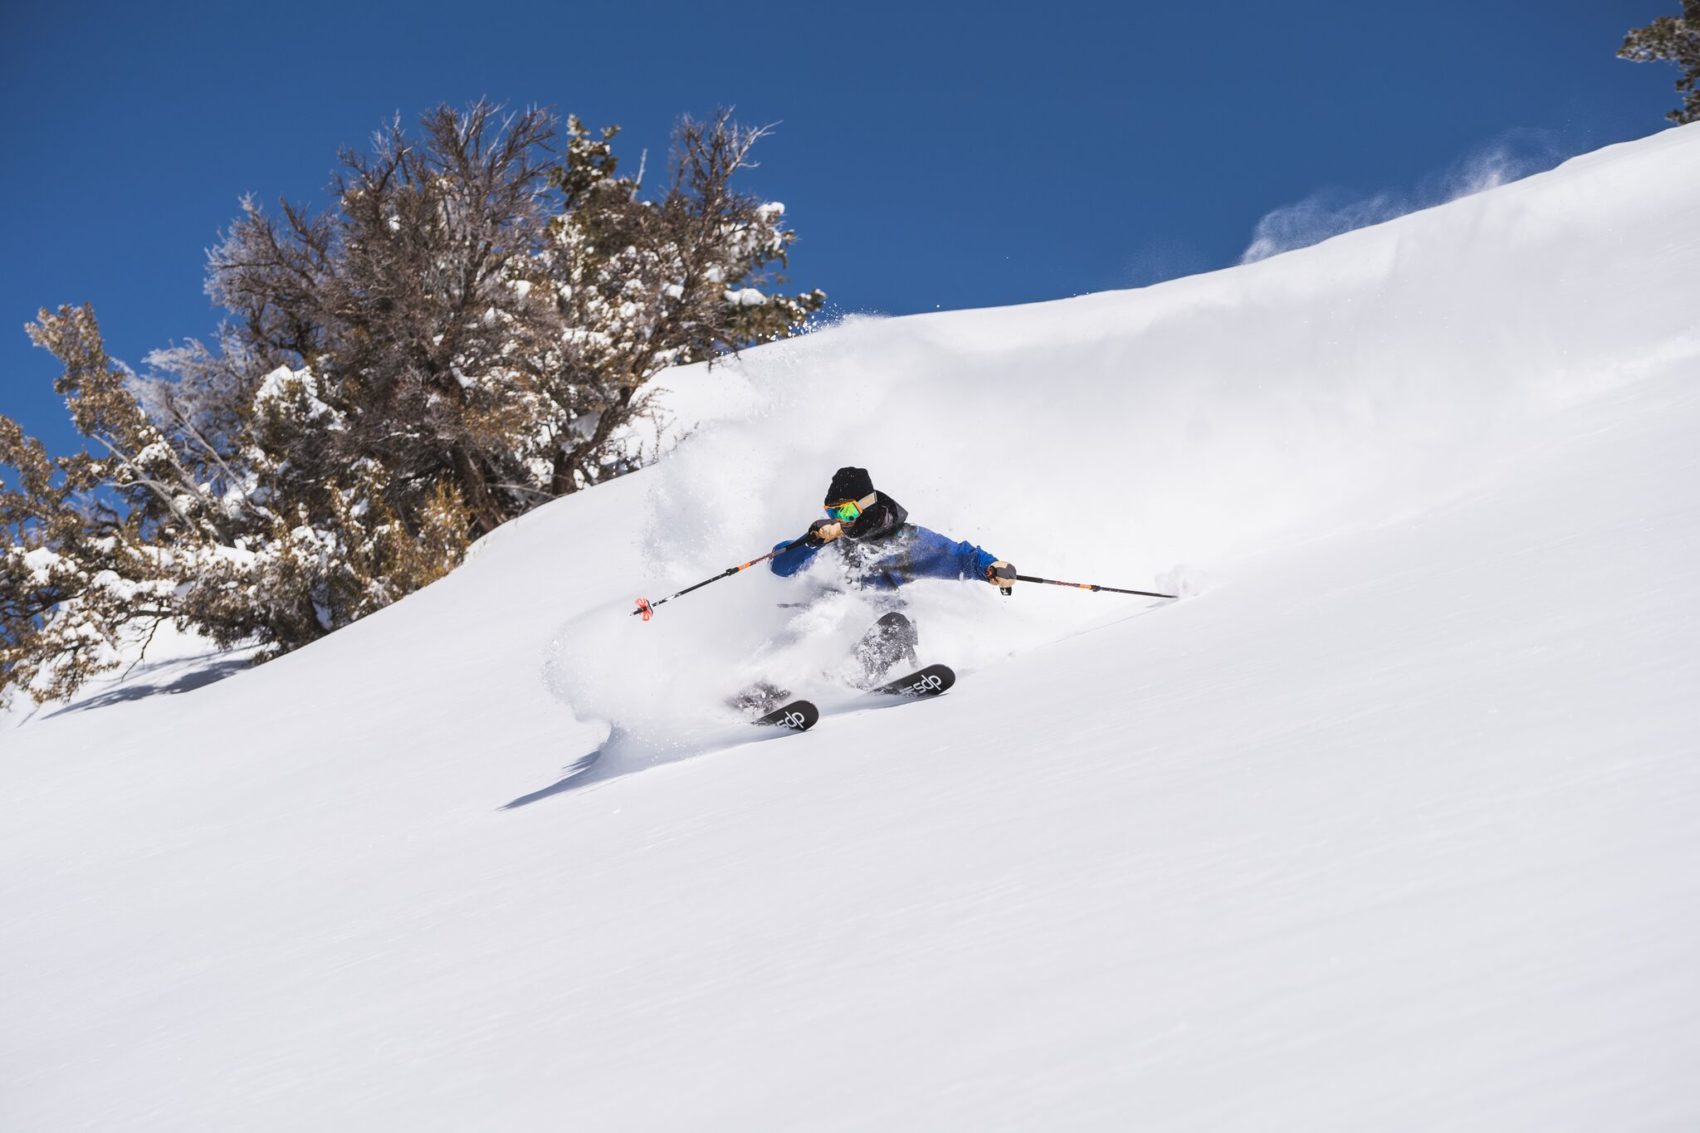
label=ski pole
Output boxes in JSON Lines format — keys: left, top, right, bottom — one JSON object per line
{"left": 633, "top": 534, "right": 814, "bottom": 620}
{"left": 1014, "top": 574, "right": 1177, "bottom": 600}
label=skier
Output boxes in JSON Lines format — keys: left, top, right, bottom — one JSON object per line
{"left": 732, "top": 467, "right": 1015, "bottom": 713}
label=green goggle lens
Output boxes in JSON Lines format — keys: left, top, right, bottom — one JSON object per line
{"left": 826, "top": 500, "right": 862, "bottom": 523}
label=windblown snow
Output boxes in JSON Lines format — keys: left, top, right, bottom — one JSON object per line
{"left": 3, "top": 125, "right": 1698, "bottom": 1131}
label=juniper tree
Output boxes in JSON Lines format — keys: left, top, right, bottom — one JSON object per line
{"left": 203, "top": 102, "right": 820, "bottom": 531}
{"left": 2, "top": 307, "right": 201, "bottom": 700}
{"left": 2, "top": 305, "right": 471, "bottom": 701}
{"left": 1620, "top": 1, "right": 1700, "bottom": 124}
{"left": 540, "top": 112, "right": 823, "bottom": 496}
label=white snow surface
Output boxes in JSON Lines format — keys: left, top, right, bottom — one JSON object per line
{"left": 4, "top": 125, "right": 1700, "bottom": 1130}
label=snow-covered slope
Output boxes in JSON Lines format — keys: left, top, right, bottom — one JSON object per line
{"left": 3, "top": 125, "right": 1698, "bottom": 1131}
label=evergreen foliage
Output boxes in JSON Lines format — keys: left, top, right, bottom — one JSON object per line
{"left": 2, "top": 103, "right": 822, "bottom": 708}
{"left": 1620, "top": 1, "right": 1700, "bottom": 124}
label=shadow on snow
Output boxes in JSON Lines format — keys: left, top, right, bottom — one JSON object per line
{"left": 499, "top": 718, "right": 812, "bottom": 809}
{"left": 46, "top": 654, "right": 252, "bottom": 719}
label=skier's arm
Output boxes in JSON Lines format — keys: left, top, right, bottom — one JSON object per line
{"left": 904, "top": 526, "right": 999, "bottom": 582}
{"left": 770, "top": 530, "right": 826, "bottom": 576}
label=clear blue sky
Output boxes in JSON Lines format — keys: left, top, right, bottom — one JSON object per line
{"left": 1, "top": 0, "right": 1676, "bottom": 455}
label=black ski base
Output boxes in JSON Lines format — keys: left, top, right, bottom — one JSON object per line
{"left": 866, "top": 663, "right": 956, "bottom": 699}
{"left": 752, "top": 699, "right": 819, "bottom": 732}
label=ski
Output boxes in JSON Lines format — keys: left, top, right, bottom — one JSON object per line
{"left": 751, "top": 699, "right": 819, "bottom": 732}
{"left": 866, "top": 663, "right": 956, "bottom": 699}
{"left": 740, "top": 666, "right": 949, "bottom": 732}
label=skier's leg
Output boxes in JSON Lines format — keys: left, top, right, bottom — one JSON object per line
{"left": 853, "top": 611, "right": 919, "bottom": 684}
{"left": 727, "top": 680, "right": 791, "bottom": 716}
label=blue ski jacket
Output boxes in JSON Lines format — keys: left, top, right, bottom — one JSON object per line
{"left": 770, "top": 523, "right": 998, "bottom": 590}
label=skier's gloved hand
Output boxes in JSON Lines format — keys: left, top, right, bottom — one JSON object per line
{"left": 808, "top": 519, "right": 845, "bottom": 545}
{"left": 987, "top": 561, "right": 1017, "bottom": 595}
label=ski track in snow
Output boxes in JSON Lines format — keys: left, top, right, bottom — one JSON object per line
{"left": 3, "top": 124, "right": 1699, "bottom": 1131}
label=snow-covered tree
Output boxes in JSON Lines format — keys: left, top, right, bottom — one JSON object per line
{"left": 205, "top": 102, "right": 821, "bottom": 531}
{"left": 2, "top": 307, "right": 199, "bottom": 701}
{"left": 1620, "top": 1, "right": 1700, "bottom": 124}
{"left": 537, "top": 112, "right": 825, "bottom": 495}
{"left": 1, "top": 306, "right": 467, "bottom": 704}
{"left": 1, "top": 103, "right": 821, "bottom": 709}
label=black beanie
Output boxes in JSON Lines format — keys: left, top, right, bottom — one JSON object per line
{"left": 824, "top": 466, "right": 875, "bottom": 504}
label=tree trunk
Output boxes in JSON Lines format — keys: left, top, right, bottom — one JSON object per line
{"left": 451, "top": 445, "right": 505, "bottom": 535}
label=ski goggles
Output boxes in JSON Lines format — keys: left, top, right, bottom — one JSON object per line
{"left": 824, "top": 498, "right": 865, "bottom": 523}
